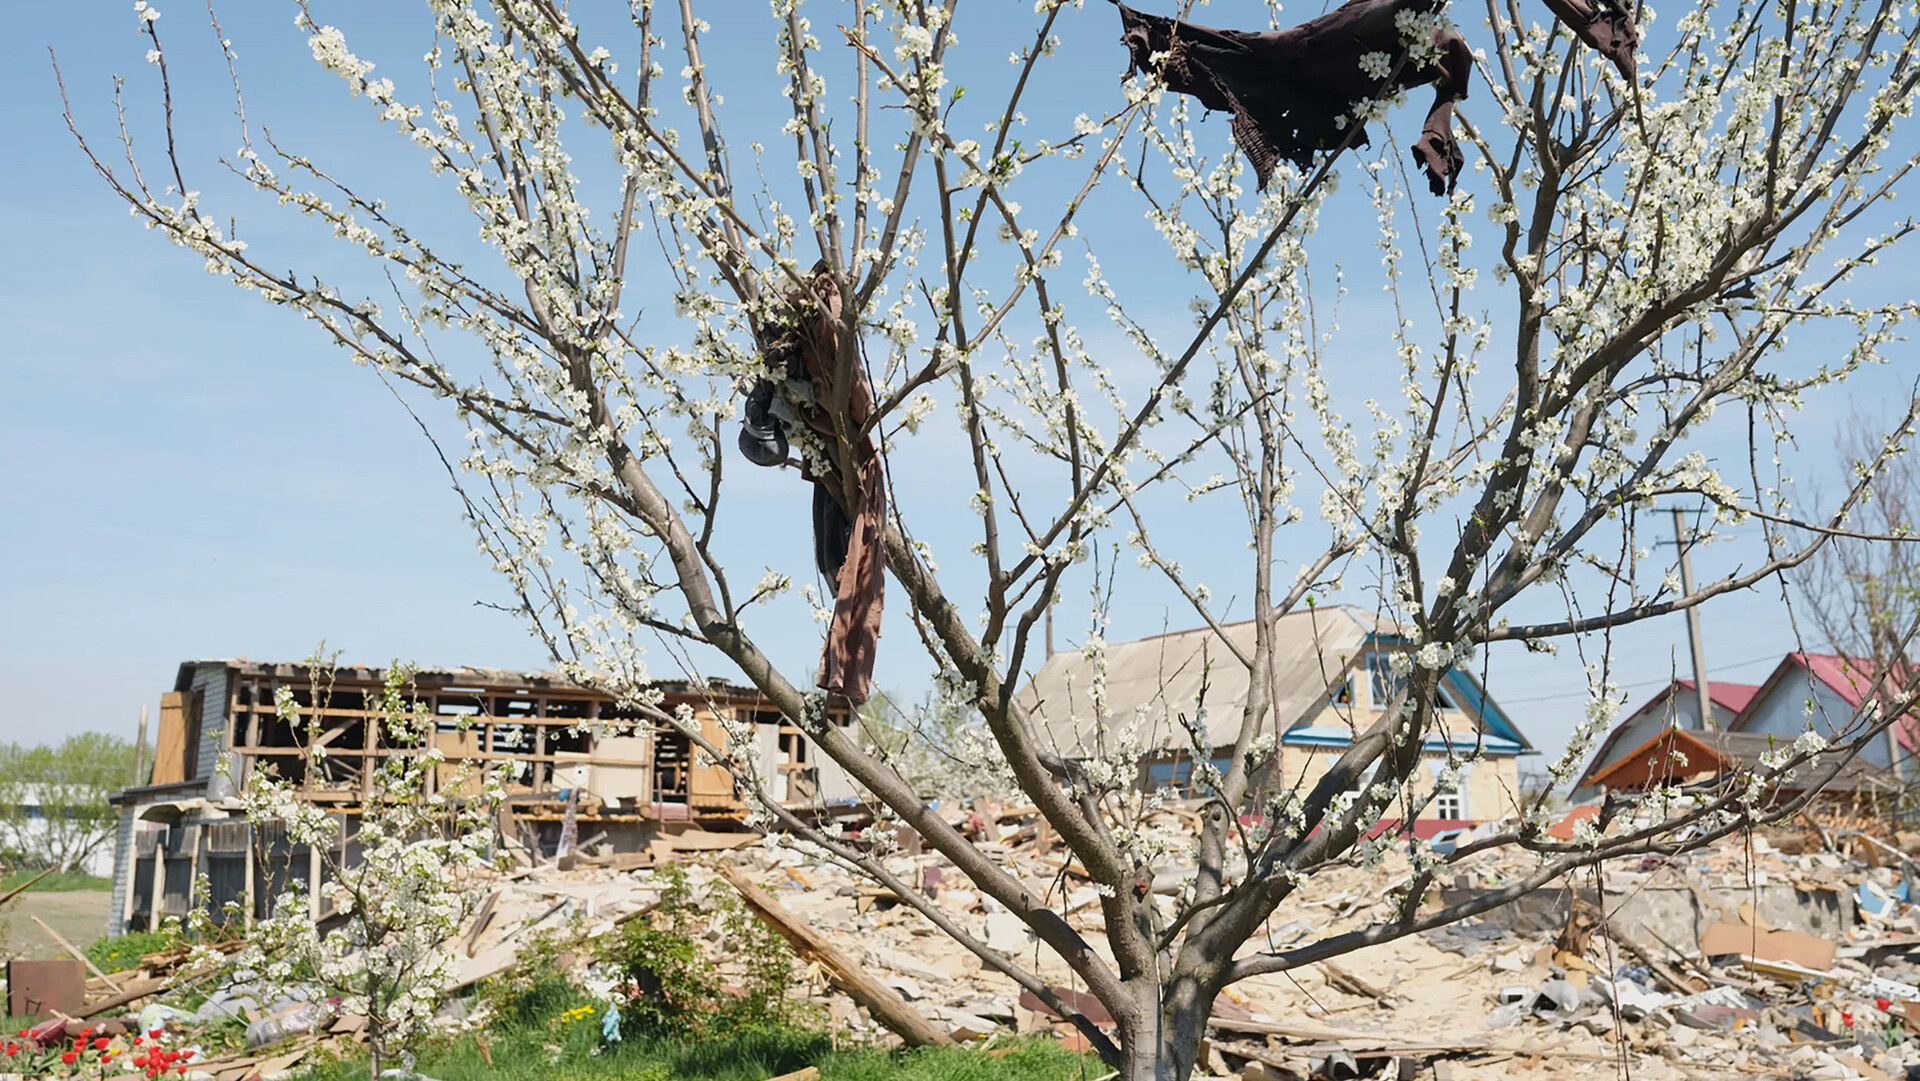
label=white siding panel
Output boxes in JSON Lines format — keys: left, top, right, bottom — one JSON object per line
{"left": 752, "top": 723, "right": 782, "bottom": 801}
{"left": 813, "top": 724, "right": 859, "bottom": 803}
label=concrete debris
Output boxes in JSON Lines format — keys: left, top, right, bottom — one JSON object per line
{"left": 34, "top": 807, "right": 1920, "bottom": 1079}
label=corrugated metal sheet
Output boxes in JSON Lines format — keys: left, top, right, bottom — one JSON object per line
{"left": 1016, "top": 606, "right": 1384, "bottom": 755}
{"left": 182, "top": 658, "right": 766, "bottom": 701}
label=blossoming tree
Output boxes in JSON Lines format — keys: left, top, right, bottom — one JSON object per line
{"left": 207, "top": 662, "right": 503, "bottom": 1080}
{"left": 59, "top": 0, "right": 1920, "bottom": 1077}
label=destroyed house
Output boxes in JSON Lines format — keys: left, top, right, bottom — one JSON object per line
{"left": 1569, "top": 680, "right": 1760, "bottom": 803}
{"left": 1579, "top": 727, "right": 1898, "bottom": 803}
{"left": 106, "top": 659, "right": 857, "bottom": 936}
{"left": 1018, "top": 606, "right": 1534, "bottom": 833}
{"left": 1574, "top": 653, "right": 1919, "bottom": 805}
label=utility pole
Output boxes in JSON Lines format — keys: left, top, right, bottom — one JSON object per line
{"left": 133, "top": 704, "right": 149, "bottom": 787}
{"left": 1672, "top": 507, "right": 1716, "bottom": 731}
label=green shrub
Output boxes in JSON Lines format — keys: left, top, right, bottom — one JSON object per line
{"left": 608, "top": 917, "right": 718, "bottom": 1037}
{"left": 717, "top": 885, "right": 812, "bottom": 1031}
{"left": 480, "top": 924, "right": 583, "bottom": 1026}
{"left": 601, "top": 865, "right": 813, "bottom": 1040}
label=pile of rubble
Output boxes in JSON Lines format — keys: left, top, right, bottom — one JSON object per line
{"left": 437, "top": 805, "right": 1920, "bottom": 1080}
{"left": 17, "top": 804, "right": 1920, "bottom": 1080}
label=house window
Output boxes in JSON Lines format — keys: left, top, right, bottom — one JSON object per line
{"left": 1342, "top": 762, "right": 1382, "bottom": 811}
{"left": 1329, "top": 675, "right": 1354, "bottom": 707}
{"left": 1434, "top": 784, "right": 1464, "bottom": 820}
{"left": 1366, "top": 654, "right": 1459, "bottom": 711}
{"left": 1146, "top": 757, "right": 1238, "bottom": 797}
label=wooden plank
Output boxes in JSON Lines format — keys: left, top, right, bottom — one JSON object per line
{"left": 433, "top": 730, "right": 484, "bottom": 796}
{"left": 150, "top": 692, "right": 191, "bottom": 786}
{"left": 1204, "top": 1015, "right": 1486, "bottom": 1050}
{"left": 362, "top": 703, "right": 378, "bottom": 798}
{"left": 0, "top": 867, "right": 56, "bottom": 908}
{"left": 464, "top": 891, "right": 501, "bottom": 958}
{"left": 29, "top": 915, "right": 121, "bottom": 992}
{"left": 229, "top": 704, "right": 605, "bottom": 723}
{"left": 665, "top": 829, "right": 760, "bottom": 851}
{"left": 79, "top": 967, "right": 214, "bottom": 1018}
{"left": 688, "top": 710, "right": 737, "bottom": 806}
{"left": 228, "top": 746, "right": 654, "bottom": 767}
{"left": 1319, "top": 961, "right": 1392, "bottom": 1005}
{"left": 715, "top": 861, "right": 954, "bottom": 1049}
{"left": 1699, "top": 923, "right": 1837, "bottom": 970}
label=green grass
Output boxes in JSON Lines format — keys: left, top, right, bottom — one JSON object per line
{"left": 2, "top": 869, "right": 112, "bottom": 893}
{"left": 85, "top": 929, "right": 182, "bottom": 974}
{"left": 293, "top": 989, "right": 1093, "bottom": 1081}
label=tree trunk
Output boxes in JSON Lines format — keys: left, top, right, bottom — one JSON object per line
{"left": 1118, "top": 978, "right": 1211, "bottom": 1081}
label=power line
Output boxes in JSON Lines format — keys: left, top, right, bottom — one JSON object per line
{"left": 1498, "top": 651, "right": 1783, "bottom": 705}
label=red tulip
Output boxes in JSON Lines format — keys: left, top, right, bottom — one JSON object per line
{"left": 1879, "top": 997, "right": 1894, "bottom": 1011}
{"left": 61, "top": 1051, "right": 77, "bottom": 1065}
{"left": 149, "top": 1029, "right": 163, "bottom": 1039}
{"left": 1843, "top": 1011, "right": 1856, "bottom": 1026}
{"left": 94, "top": 1037, "right": 111, "bottom": 1051}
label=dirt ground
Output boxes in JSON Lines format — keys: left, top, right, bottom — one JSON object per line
{"left": 0, "top": 890, "right": 112, "bottom": 962}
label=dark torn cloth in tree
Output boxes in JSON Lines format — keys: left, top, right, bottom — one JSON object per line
{"left": 1112, "top": 0, "right": 1472, "bottom": 195}
{"left": 1541, "top": 0, "right": 1638, "bottom": 80}
{"left": 736, "top": 266, "right": 886, "bottom": 704}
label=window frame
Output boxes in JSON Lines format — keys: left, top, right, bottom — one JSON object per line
{"left": 1366, "top": 652, "right": 1460, "bottom": 712}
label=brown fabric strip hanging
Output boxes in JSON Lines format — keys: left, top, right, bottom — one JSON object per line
{"left": 795, "top": 273, "right": 886, "bottom": 704}
{"left": 737, "top": 265, "right": 886, "bottom": 704}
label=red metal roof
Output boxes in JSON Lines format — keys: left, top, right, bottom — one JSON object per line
{"left": 1770, "top": 652, "right": 1920, "bottom": 754}
{"left": 1675, "top": 679, "right": 1760, "bottom": 714}
{"left": 1786, "top": 652, "right": 1899, "bottom": 707}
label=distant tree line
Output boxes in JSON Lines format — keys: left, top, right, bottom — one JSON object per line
{"left": 0, "top": 733, "right": 135, "bottom": 874}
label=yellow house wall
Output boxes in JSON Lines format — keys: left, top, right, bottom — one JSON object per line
{"left": 1268, "top": 745, "right": 1522, "bottom": 822}
{"left": 1261, "top": 648, "right": 1523, "bottom": 821}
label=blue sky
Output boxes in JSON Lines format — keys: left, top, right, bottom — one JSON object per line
{"left": 3, "top": 0, "right": 1910, "bottom": 773}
